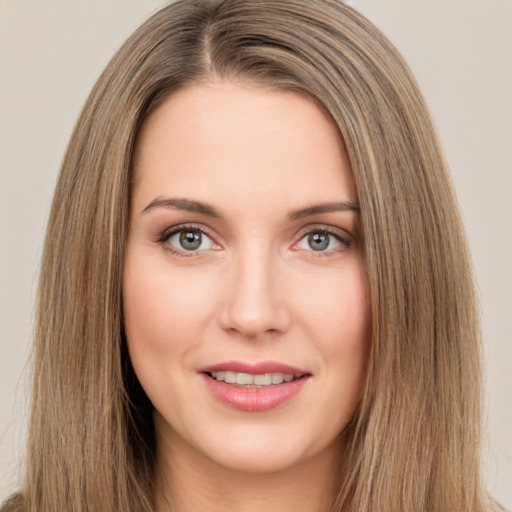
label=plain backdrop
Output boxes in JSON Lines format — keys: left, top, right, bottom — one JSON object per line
{"left": 1, "top": 0, "right": 511, "bottom": 507}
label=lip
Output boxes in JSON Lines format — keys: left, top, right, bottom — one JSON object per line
{"left": 199, "top": 360, "right": 311, "bottom": 412}
{"left": 199, "top": 360, "right": 308, "bottom": 376}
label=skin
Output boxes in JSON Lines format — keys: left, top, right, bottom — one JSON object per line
{"left": 123, "top": 81, "right": 371, "bottom": 512}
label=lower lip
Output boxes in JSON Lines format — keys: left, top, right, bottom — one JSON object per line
{"left": 202, "top": 374, "right": 309, "bottom": 412}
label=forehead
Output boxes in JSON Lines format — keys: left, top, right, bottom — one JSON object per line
{"left": 131, "top": 82, "right": 356, "bottom": 215}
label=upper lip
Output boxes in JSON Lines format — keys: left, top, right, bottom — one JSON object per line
{"left": 199, "top": 361, "right": 310, "bottom": 377}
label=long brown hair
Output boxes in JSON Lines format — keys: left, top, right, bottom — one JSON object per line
{"left": 5, "top": 0, "right": 497, "bottom": 510}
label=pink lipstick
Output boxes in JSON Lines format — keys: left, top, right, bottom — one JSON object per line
{"left": 199, "top": 361, "right": 311, "bottom": 412}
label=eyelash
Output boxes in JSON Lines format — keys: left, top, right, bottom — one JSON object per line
{"left": 157, "top": 223, "right": 218, "bottom": 258}
{"left": 157, "top": 223, "right": 352, "bottom": 258}
{"left": 294, "top": 225, "right": 352, "bottom": 256}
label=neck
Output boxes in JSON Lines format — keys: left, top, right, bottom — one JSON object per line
{"left": 154, "top": 429, "right": 344, "bottom": 512}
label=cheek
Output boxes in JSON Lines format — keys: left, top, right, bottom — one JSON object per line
{"left": 329, "top": 269, "right": 370, "bottom": 373}
{"left": 295, "top": 264, "right": 371, "bottom": 403}
{"left": 297, "top": 264, "right": 370, "bottom": 348}
{"left": 122, "top": 254, "right": 217, "bottom": 375}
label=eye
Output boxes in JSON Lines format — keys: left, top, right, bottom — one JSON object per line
{"left": 296, "top": 229, "right": 350, "bottom": 253}
{"left": 164, "top": 227, "right": 217, "bottom": 252}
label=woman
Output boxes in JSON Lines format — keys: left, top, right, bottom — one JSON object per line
{"left": 1, "top": 0, "right": 501, "bottom": 510}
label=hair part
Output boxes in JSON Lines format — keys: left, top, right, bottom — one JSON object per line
{"left": 8, "top": 1, "right": 496, "bottom": 511}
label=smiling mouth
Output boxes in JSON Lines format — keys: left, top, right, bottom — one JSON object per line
{"left": 206, "top": 371, "right": 306, "bottom": 387}
{"left": 201, "top": 364, "right": 311, "bottom": 411}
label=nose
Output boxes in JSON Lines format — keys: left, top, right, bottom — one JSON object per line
{"left": 218, "top": 243, "right": 291, "bottom": 339}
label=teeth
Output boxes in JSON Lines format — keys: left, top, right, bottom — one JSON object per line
{"left": 236, "top": 373, "right": 253, "bottom": 385}
{"left": 271, "top": 373, "right": 284, "bottom": 384}
{"left": 225, "top": 371, "right": 237, "bottom": 384}
{"left": 209, "top": 371, "right": 297, "bottom": 387}
{"left": 253, "top": 374, "right": 272, "bottom": 386}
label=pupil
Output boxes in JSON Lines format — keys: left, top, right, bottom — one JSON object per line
{"left": 308, "top": 232, "right": 329, "bottom": 251}
{"left": 180, "top": 230, "right": 201, "bottom": 250}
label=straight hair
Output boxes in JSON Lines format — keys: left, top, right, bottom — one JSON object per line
{"left": 5, "top": 1, "right": 497, "bottom": 510}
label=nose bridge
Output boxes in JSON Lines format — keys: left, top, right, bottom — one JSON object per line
{"left": 219, "top": 239, "right": 290, "bottom": 337}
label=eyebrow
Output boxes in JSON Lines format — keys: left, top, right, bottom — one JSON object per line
{"left": 142, "top": 196, "right": 359, "bottom": 219}
{"left": 287, "top": 201, "right": 360, "bottom": 221}
{"left": 142, "top": 197, "right": 222, "bottom": 217}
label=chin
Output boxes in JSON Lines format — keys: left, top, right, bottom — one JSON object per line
{"left": 208, "top": 441, "right": 306, "bottom": 474}
{"left": 169, "top": 418, "right": 347, "bottom": 476}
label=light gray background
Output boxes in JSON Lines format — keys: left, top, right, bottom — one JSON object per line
{"left": 1, "top": 0, "right": 511, "bottom": 507}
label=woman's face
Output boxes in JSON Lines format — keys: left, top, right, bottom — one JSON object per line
{"left": 124, "top": 82, "right": 370, "bottom": 474}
